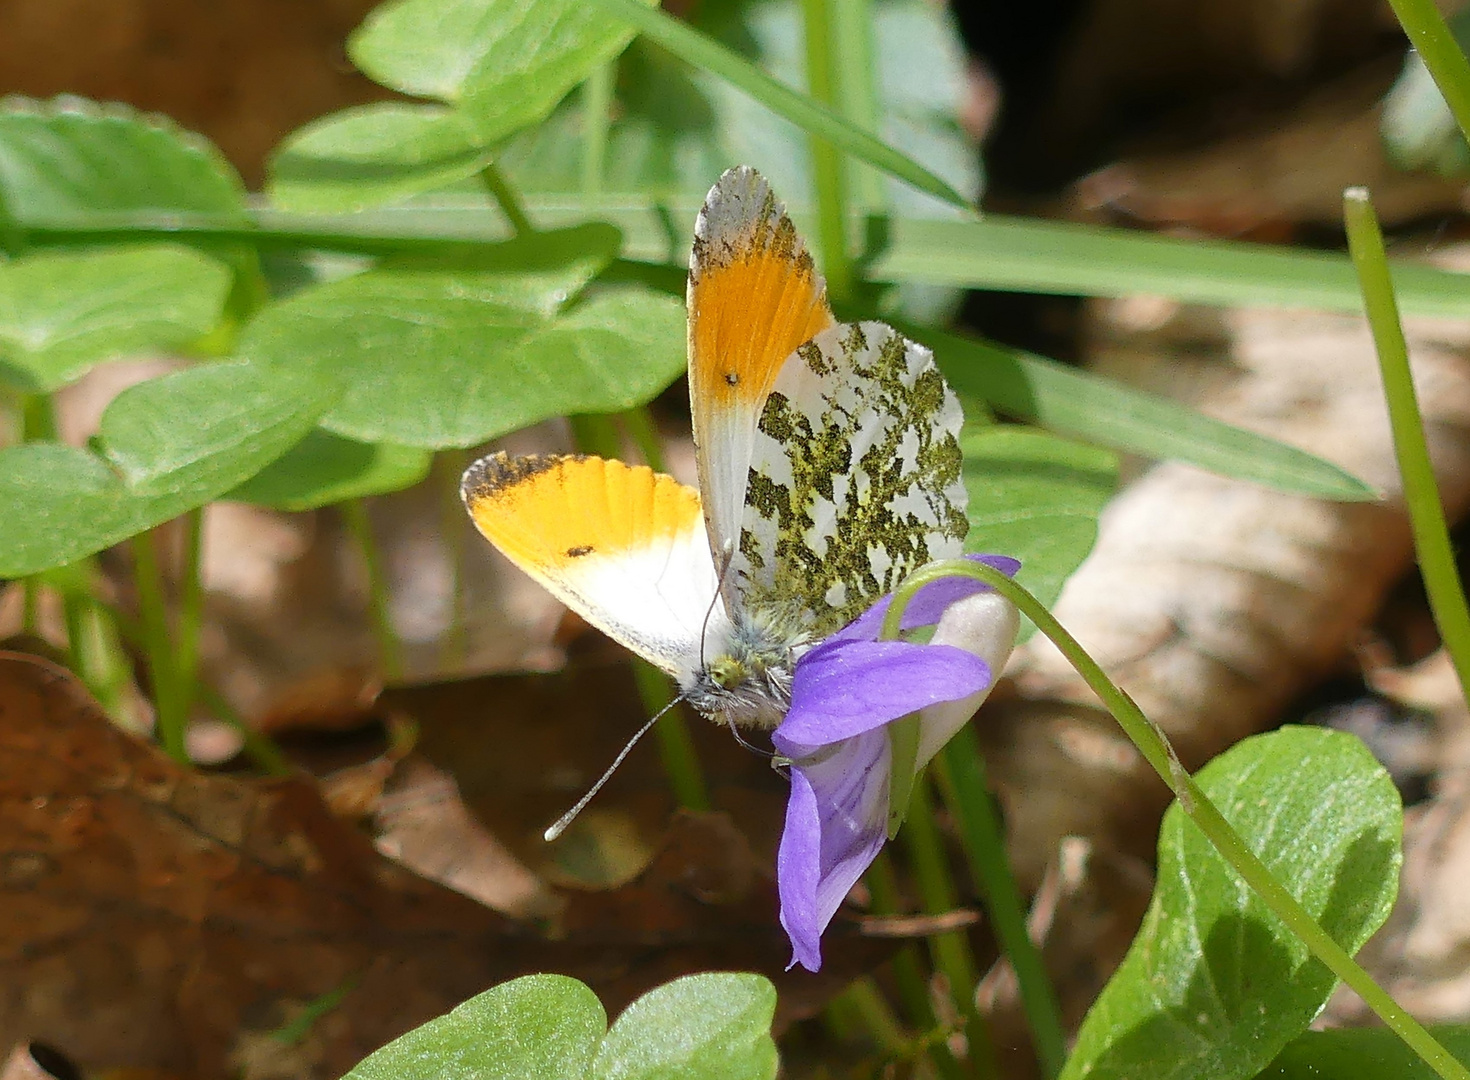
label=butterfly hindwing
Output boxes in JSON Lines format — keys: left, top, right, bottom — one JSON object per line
{"left": 687, "top": 166, "right": 834, "bottom": 588}
{"left": 737, "top": 321, "right": 969, "bottom": 637}
{"left": 461, "top": 452, "right": 717, "bottom": 680}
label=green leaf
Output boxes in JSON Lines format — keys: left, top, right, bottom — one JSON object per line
{"left": 0, "top": 363, "right": 336, "bottom": 574}
{"left": 97, "top": 361, "right": 339, "bottom": 494}
{"left": 928, "top": 329, "right": 1377, "bottom": 501}
{"left": 1062, "top": 726, "right": 1403, "bottom": 1080}
{"left": 343, "top": 973, "right": 605, "bottom": 1080}
{"left": 0, "top": 95, "right": 247, "bottom": 226}
{"left": 593, "top": 973, "right": 778, "bottom": 1080}
{"left": 869, "top": 216, "right": 1470, "bottom": 319}
{"left": 1258, "top": 1025, "right": 1470, "bottom": 1079}
{"left": 226, "top": 429, "right": 432, "bottom": 510}
{"left": 0, "top": 245, "right": 231, "bottom": 392}
{"left": 240, "top": 229, "right": 688, "bottom": 449}
{"left": 961, "top": 425, "right": 1117, "bottom": 638}
{"left": 582, "top": 0, "right": 969, "bottom": 210}
{"left": 349, "top": 0, "right": 648, "bottom": 144}
{"left": 268, "top": 103, "right": 493, "bottom": 213}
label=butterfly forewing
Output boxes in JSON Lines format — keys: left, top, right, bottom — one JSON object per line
{"left": 687, "top": 166, "right": 834, "bottom": 589}
{"left": 736, "top": 321, "right": 969, "bottom": 637}
{"left": 461, "top": 452, "right": 717, "bottom": 681}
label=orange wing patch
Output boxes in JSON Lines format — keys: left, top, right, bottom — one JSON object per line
{"left": 462, "top": 452, "right": 703, "bottom": 573}
{"left": 687, "top": 166, "right": 834, "bottom": 421}
{"left": 461, "top": 452, "right": 717, "bottom": 677}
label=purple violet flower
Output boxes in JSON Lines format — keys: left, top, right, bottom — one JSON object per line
{"left": 773, "top": 554, "right": 1022, "bottom": 972}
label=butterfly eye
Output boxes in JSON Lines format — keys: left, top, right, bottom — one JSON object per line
{"left": 709, "top": 656, "right": 747, "bottom": 690}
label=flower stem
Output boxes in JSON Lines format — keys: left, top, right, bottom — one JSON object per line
{"left": 1383, "top": 0, "right": 1470, "bottom": 146}
{"left": 133, "top": 528, "right": 187, "bottom": 764}
{"left": 1345, "top": 189, "right": 1470, "bottom": 712}
{"left": 437, "top": 449, "right": 471, "bottom": 670}
{"left": 934, "top": 729, "right": 1067, "bottom": 1079}
{"left": 174, "top": 508, "right": 204, "bottom": 724}
{"left": 342, "top": 499, "right": 403, "bottom": 681}
{"left": 632, "top": 659, "right": 710, "bottom": 811}
{"left": 480, "top": 163, "right": 535, "bottom": 237}
{"left": 581, "top": 62, "right": 615, "bottom": 196}
{"left": 800, "top": 0, "right": 855, "bottom": 307}
{"left": 903, "top": 781, "right": 998, "bottom": 1078}
{"left": 891, "top": 558, "right": 1470, "bottom": 1080}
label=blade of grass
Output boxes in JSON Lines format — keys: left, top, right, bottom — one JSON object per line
{"left": 1345, "top": 187, "right": 1470, "bottom": 710}
{"left": 919, "top": 326, "right": 1377, "bottom": 501}
{"left": 582, "top": 0, "right": 970, "bottom": 209}
{"left": 1385, "top": 0, "right": 1470, "bottom": 145}
{"left": 801, "top": 0, "right": 855, "bottom": 304}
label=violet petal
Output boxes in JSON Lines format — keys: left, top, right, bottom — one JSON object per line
{"left": 824, "top": 553, "right": 1021, "bottom": 647}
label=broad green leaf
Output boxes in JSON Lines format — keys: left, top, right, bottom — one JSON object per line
{"left": 0, "top": 246, "right": 231, "bottom": 391}
{"left": 98, "top": 361, "right": 339, "bottom": 495}
{"left": 1258, "top": 1025, "right": 1470, "bottom": 1079}
{"left": 501, "top": 0, "right": 977, "bottom": 220}
{"left": 343, "top": 973, "right": 605, "bottom": 1080}
{"left": 511, "top": 286, "right": 687, "bottom": 409}
{"left": 928, "top": 329, "right": 1376, "bottom": 501}
{"left": 593, "top": 973, "right": 778, "bottom": 1080}
{"left": 583, "top": 0, "right": 969, "bottom": 210}
{"left": 240, "top": 229, "right": 684, "bottom": 449}
{"left": 268, "top": 103, "right": 492, "bottom": 213}
{"left": 227, "top": 429, "right": 432, "bottom": 510}
{"left": 0, "top": 95, "right": 247, "bottom": 226}
{"left": 349, "top": 0, "right": 649, "bottom": 144}
{"left": 961, "top": 425, "right": 1117, "bottom": 639}
{"left": 1062, "top": 726, "right": 1403, "bottom": 1080}
{"left": 0, "top": 364, "right": 335, "bottom": 574}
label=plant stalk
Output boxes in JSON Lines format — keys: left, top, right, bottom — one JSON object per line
{"left": 800, "top": 0, "right": 856, "bottom": 306}
{"left": 1384, "top": 0, "right": 1470, "bottom": 148}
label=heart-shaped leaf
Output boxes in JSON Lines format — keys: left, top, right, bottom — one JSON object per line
{"left": 0, "top": 95, "right": 247, "bottom": 225}
{"left": 342, "top": 973, "right": 605, "bottom": 1080}
{"left": 349, "top": 0, "right": 651, "bottom": 145}
{"left": 592, "top": 973, "right": 778, "bottom": 1080}
{"left": 1062, "top": 726, "right": 1403, "bottom": 1080}
{"left": 961, "top": 424, "right": 1117, "bottom": 638}
{"left": 0, "top": 362, "right": 337, "bottom": 575}
{"left": 226, "top": 429, "right": 432, "bottom": 510}
{"left": 268, "top": 103, "right": 492, "bottom": 213}
{"left": 0, "top": 245, "right": 231, "bottom": 391}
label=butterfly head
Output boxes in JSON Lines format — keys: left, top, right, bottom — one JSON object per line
{"left": 685, "top": 603, "right": 806, "bottom": 730}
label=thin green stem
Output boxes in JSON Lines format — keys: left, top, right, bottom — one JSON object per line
{"left": 889, "top": 558, "right": 1470, "bottom": 1080}
{"left": 934, "top": 732, "right": 1067, "bottom": 1079}
{"left": 342, "top": 499, "right": 403, "bottom": 681}
{"left": 632, "top": 660, "right": 710, "bottom": 811}
{"left": 20, "top": 393, "right": 57, "bottom": 441}
{"left": 1346, "top": 189, "right": 1470, "bottom": 711}
{"left": 197, "top": 682, "right": 293, "bottom": 777}
{"left": 903, "top": 781, "right": 996, "bottom": 1078}
{"left": 800, "top": 0, "right": 855, "bottom": 306}
{"left": 620, "top": 406, "right": 667, "bottom": 471}
{"left": 174, "top": 508, "right": 205, "bottom": 724}
{"left": 437, "top": 449, "right": 471, "bottom": 670}
{"left": 837, "top": 977, "right": 908, "bottom": 1054}
{"left": 19, "top": 580, "right": 37, "bottom": 635}
{"left": 829, "top": 0, "right": 884, "bottom": 213}
{"left": 582, "top": 62, "right": 616, "bottom": 196}
{"left": 569, "top": 413, "right": 624, "bottom": 460}
{"left": 1384, "top": 0, "right": 1470, "bottom": 147}
{"left": 133, "top": 528, "right": 187, "bottom": 763}
{"left": 480, "top": 163, "right": 535, "bottom": 236}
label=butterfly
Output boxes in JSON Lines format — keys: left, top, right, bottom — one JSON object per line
{"left": 461, "top": 166, "right": 969, "bottom": 735}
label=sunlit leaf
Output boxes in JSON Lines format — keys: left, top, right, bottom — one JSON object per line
{"left": 0, "top": 95, "right": 247, "bottom": 226}
{"left": 343, "top": 973, "right": 604, "bottom": 1080}
{"left": 349, "top": 0, "right": 650, "bottom": 144}
{"left": 1258, "top": 1025, "right": 1470, "bottom": 1079}
{"left": 268, "top": 103, "right": 492, "bottom": 213}
{"left": 592, "top": 973, "right": 778, "bottom": 1080}
{"left": 0, "top": 363, "right": 337, "bottom": 575}
{"left": 0, "top": 245, "right": 231, "bottom": 391}
{"left": 1062, "top": 726, "right": 1403, "bottom": 1080}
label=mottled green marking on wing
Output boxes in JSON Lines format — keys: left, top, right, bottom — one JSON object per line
{"left": 737, "top": 321, "right": 968, "bottom": 636}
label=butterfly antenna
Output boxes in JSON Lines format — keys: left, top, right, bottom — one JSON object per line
{"left": 699, "top": 539, "right": 738, "bottom": 670}
{"left": 543, "top": 694, "right": 683, "bottom": 842}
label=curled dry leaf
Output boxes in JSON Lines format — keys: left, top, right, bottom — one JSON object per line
{"left": 977, "top": 297, "right": 1470, "bottom": 1032}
